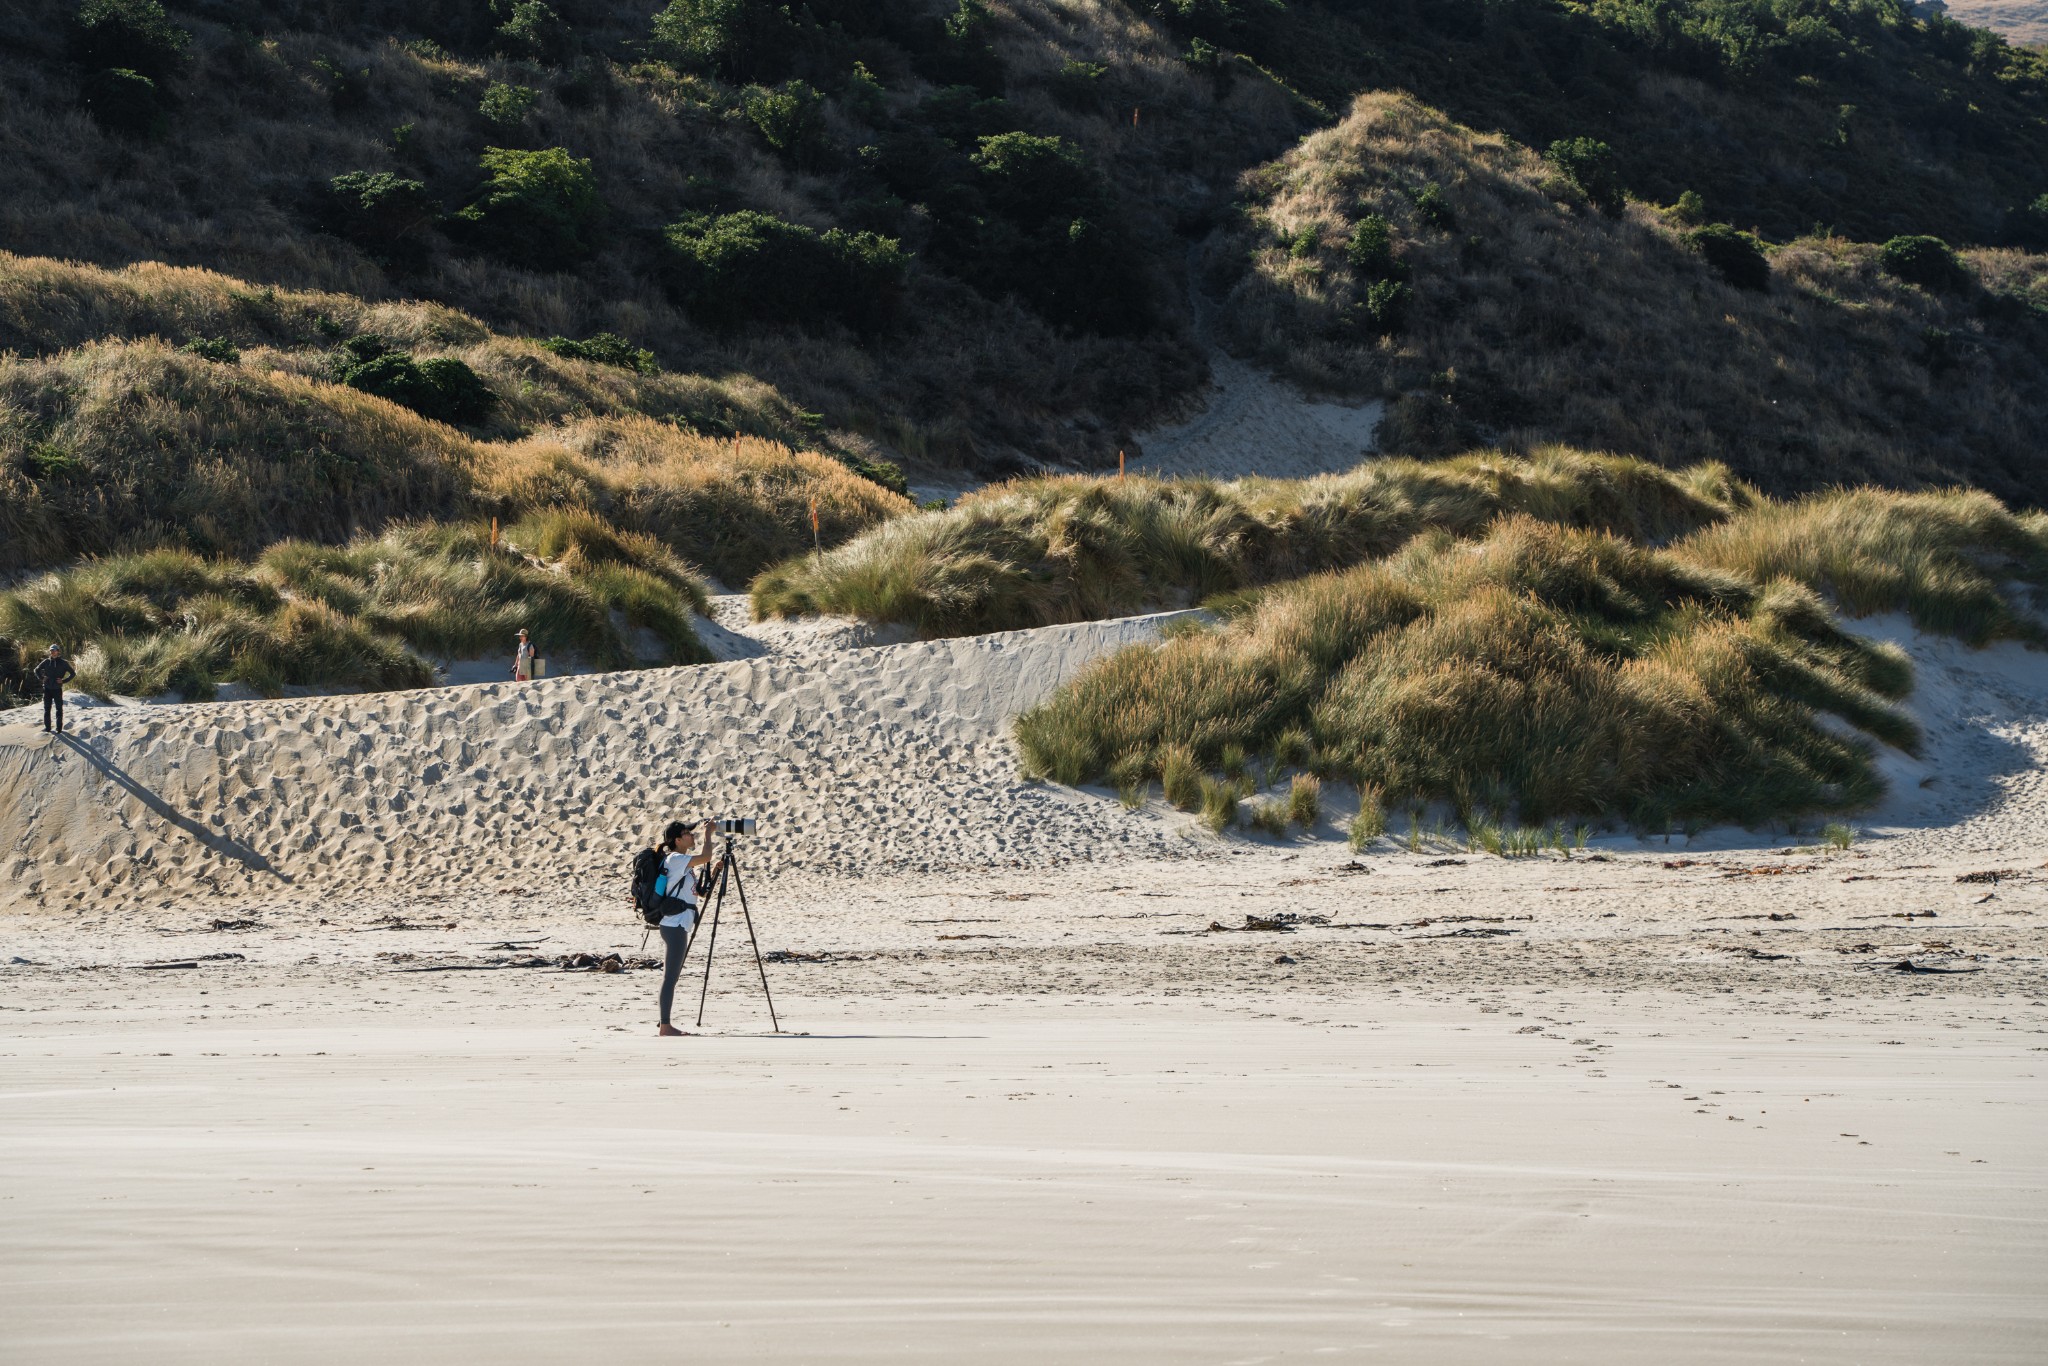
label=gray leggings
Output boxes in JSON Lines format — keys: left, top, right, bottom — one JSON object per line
{"left": 658, "top": 921, "right": 694, "bottom": 1026}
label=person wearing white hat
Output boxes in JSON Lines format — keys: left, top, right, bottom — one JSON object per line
{"left": 32, "top": 645, "right": 75, "bottom": 733}
{"left": 513, "top": 628, "right": 535, "bottom": 682}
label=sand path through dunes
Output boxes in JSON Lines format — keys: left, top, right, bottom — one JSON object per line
{"left": 1124, "top": 346, "right": 1383, "bottom": 481}
{"left": 0, "top": 614, "right": 1195, "bottom": 914}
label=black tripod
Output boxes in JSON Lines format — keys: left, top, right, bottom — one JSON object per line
{"left": 692, "top": 834, "right": 780, "bottom": 1032}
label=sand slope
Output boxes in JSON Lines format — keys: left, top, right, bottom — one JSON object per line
{"left": 1128, "top": 346, "right": 1383, "bottom": 481}
{"left": 0, "top": 614, "right": 1195, "bottom": 914}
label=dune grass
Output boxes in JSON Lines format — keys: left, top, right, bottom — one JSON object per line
{"left": 1678, "top": 488, "right": 2048, "bottom": 646}
{"left": 0, "top": 339, "right": 909, "bottom": 583}
{"left": 1014, "top": 517, "right": 1932, "bottom": 829}
{"left": 752, "top": 449, "right": 1753, "bottom": 635}
{"left": 0, "top": 520, "right": 713, "bottom": 701}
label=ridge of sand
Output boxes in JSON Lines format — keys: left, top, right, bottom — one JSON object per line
{"left": 3, "top": 606, "right": 2044, "bottom": 919}
{"left": 0, "top": 612, "right": 1199, "bottom": 914}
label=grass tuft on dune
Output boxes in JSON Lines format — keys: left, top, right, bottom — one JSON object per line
{"left": 1013, "top": 517, "right": 1938, "bottom": 828}
{"left": 0, "top": 522, "right": 714, "bottom": 702}
{"left": 752, "top": 449, "right": 1754, "bottom": 635}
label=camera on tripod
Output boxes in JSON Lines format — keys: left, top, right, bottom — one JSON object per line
{"left": 712, "top": 817, "right": 756, "bottom": 836}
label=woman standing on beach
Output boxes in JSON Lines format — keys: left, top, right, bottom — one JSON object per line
{"left": 654, "top": 818, "right": 715, "bottom": 1037}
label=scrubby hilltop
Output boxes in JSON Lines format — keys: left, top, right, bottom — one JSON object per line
{"left": 1, "top": 0, "right": 2045, "bottom": 707}
{"left": 3, "top": 0, "right": 2045, "bottom": 484}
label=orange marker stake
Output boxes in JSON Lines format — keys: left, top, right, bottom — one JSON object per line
{"left": 1119, "top": 449, "right": 1125, "bottom": 480}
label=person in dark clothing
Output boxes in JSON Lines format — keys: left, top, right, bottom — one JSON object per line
{"left": 653, "top": 818, "right": 714, "bottom": 1037}
{"left": 32, "top": 645, "right": 75, "bottom": 733}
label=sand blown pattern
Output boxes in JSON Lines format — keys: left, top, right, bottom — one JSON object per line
{"left": 0, "top": 615, "right": 1194, "bottom": 911}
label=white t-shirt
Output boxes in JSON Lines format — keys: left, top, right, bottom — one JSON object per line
{"left": 658, "top": 852, "right": 698, "bottom": 929}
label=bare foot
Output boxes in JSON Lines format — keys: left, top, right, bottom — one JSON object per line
{"left": 657, "top": 1024, "right": 691, "bottom": 1037}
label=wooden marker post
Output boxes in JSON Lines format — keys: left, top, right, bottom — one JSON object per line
{"left": 1119, "top": 449, "right": 1125, "bottom": 480}
{"left": 490, "top": 516, "right": 499, "bottom": 551}
{"left": 810, "top": 496, "right": 821, "bottom": 560}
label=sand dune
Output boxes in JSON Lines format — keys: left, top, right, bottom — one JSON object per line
{"left": 0, "top": 613, "right": 1197, "bottom": 914}
{"left": 5, "top": 606, "right": 2047, "bottom": 918}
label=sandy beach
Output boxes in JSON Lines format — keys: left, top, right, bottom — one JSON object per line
{"left": 3, "top": 600, "right": 2046, "bottom": 1363}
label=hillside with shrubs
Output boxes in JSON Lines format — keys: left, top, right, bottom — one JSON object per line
{"left": 1, "top": 0, "right": 2045, "bottom": 710}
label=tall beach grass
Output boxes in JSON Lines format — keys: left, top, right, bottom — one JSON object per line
{"left": 1014, "top": 517, "right": 1935, "bottom": 829}
{"left": 0, "top": 519, "right": 714, "bottom": 701}
{"left": 753, "top": 448, "right": 1753, "bottom": 634}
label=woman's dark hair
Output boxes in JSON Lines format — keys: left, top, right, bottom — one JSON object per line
{"left": 661, "top": 820, "right": 691, "bottom": 848}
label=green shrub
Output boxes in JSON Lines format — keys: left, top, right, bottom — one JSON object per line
{"left": 454, "top": 146, "right": 603, "bottom": 270}
{"left": 1410, "top": 182, "right": 1456, "bottom": 231}
{"left": 495, "top": 1, "right": 569, "bottom": 63}
{"left": 662, "top": 210, "right": 908, "bottom": 334}
{"left": 335, "top": 338, "right": 496, "bottom": 427}
{"left": 1671, "top": 189, "right": 1706, "bottom": 226}
{"left": 1687, "top": 223, "right": 1769, "bottom": 291}
{"left": 651, "top": 0, "right": 794, "bottom": 83}
{"left": 540, "top": 332, "right": 655, "bottom": 373}
{"left": 1879, "top": 234, "right": 1968, "bottom": 292}
{"left": 1346, "top": 214, "right": 1396, "bottom": 276}
{"left": 743, "top": 81, "right": 827, "bottom": 167}
{"left": 180, "top": 336, "right": 239, "bottom": 364}
{"left": 79, "top": 67, "right": 161, "bottom": 136}
{"left": 967, "top": 132, "right": 1152, "bottom": 334}
{"left": 479, "top": 83, "right": 538, "bottom": 130}
{"left": 1360, "top": 279, "right": 1410, "bottom": 335}
{"left": 318, "top": 171, "right": 440, "bottom": 257}
{"left": 2013, "top": 192, "right": 2048, "bottom": 251}
{"left": 1050, "top": 59, "right": 1107, "bottom": 109}
{"left": 70, "top": 0, "right": 189, "bottom": 79}
{"left": 1546, "top": 137, "right": 1624, "bottom": 215}
{"left": 310, "top": 56, "right": 369, "bottom": 113}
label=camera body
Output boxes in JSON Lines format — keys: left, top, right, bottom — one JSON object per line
{"left": 713, "top": 817, "right": 756, "bottom": 836}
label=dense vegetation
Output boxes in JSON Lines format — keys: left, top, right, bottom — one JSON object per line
{"left": 754, "top": 450, "right": 1756, "bottom": 635}
{"left": 0, "top": 515, "right": 712, "bottom": 701}
{"left": 1222, "top": 93, "right": 2047, "bottom": 504}
{"left": 3, "top": 0, "right": 2044, "bottom": 742}
{"left": 0, "top": 256, "right": 911, "bottom": 582}
{"left": 1011, "top": 481, "right": 2048, "bottom": 830}
{"left": 2, "top": 0, "right": 2044, "bottom": 485}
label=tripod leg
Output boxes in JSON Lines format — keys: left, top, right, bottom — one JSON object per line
{"left": 693, "top": 852, "right": 727, "bottom": 1028}
{"left": 727, "top": 852, "right": 779, "bottom": 1033}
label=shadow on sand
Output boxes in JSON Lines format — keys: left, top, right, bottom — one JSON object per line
{"left": 58, "top": 734, "right": 291, "bottom": 883}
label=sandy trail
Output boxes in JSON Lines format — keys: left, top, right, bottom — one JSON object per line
{"left": 1124, "top": 346, "right": 1383, "bottom": 481}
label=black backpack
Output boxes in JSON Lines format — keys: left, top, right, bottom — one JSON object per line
{"left": 630, "top": 847, "right": 664, "bottom": 926}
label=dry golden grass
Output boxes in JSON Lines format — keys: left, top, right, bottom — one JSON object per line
{"left": 753, "top": 448, "right": 1754, "bottom": 634}
{"left": 1679, "top": 488, "right": 2048, "bottom": 646}
{"left": 1224, "top": 92, "right": 2048, "bottom": 507}
{"left": 0, "top": 252, "right": 806, "bottom": 444}
{"left": 0, "top": 332, "right": 909, "bottom": 583}
{"left": 1014, "top": 517, "right": 1930, "bottom": 829}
